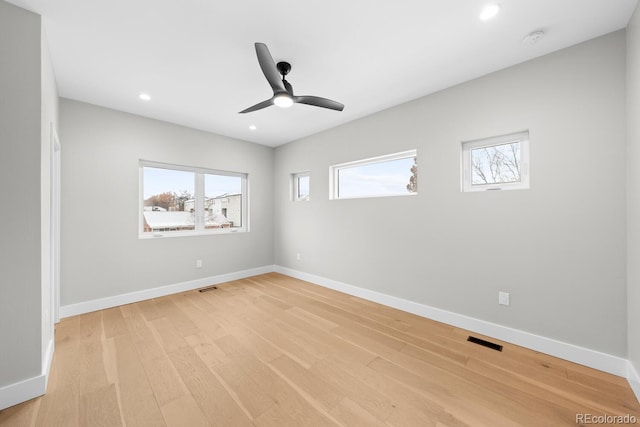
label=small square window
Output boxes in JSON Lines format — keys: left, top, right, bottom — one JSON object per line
{"left": 461, "top": 131, "right": 529, "bottom": 192}
{"left": 292, "top": 172, "right": 310, "bottom": 201}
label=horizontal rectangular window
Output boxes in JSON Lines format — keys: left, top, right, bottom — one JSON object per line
{"left": 292, "top": 172, "right": 310, "bottom": 201}
{"left": 140, "top": 160, "right": 248, "bottom": 237}
{"left": 461, "top": 131, "right": 529, "bottom": 192}
{"left": 330, "top": 150, "right": 417, "bottom": 200}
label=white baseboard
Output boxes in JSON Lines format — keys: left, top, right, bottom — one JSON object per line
{"left": 274, "top": 266, "right": 629, "bottom": 379}
{"left": 0, "top": 373, "right": 47, "bottom": 411}
{"left": 43, "top": 337, "right": 54, "bottom": 393}
{"left": 59, "top": 265, "right": 274, "bottom": 318}
{"left": 628, "top": 361, "right": 640, "bottom": 403}
{"left": 0, "top": 336, "right": 55, "bottom": 410}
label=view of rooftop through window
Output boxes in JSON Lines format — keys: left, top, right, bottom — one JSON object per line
{"left": 141, "top": 165, "right": 245, "bottom": 234}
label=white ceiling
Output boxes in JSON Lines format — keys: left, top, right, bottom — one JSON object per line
{"left": 6, "top": 0, "right": 638, "bottom": 147}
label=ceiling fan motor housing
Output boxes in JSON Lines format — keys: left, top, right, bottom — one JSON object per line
{"left": 277, "top": 61, "right": 291, "bottom": 76}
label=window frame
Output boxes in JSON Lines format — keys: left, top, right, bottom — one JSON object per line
{"left": 292, "top": 171, "right": 310, "bottom": 202}
{"left": 329, "top": 149, "right": 418, "bottom": 200}
{"left": 461, "top": 131, "right": 530, "bottom": 192}
{"left": 139, "top": 160, "right": 248, "bottom": 238}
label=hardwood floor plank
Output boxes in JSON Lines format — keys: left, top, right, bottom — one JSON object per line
{"left": 214, "top": 317, "right": 283, "bottom": 364}
{"left": 79, "top": 384, "right": 123, "bottom": 427}
{"left": 160, "top": 395, "right": 209, "bottom": 427}
{"left": 269, "top": 354, "right": 344, "bottom": 411}
{"left": 368, "top": 356, "right": 537, "bottom": 427}
{"left": 149, "top": 316, "right": 190, "bottom": 354}
{"left": 138, "top": 298, "right": 164, "bottom": 322}
{"left": 210, "top": 359, "right": 276, "bottom": 419}
{"left": 142, "top": 355, "right": 188, "bottom": 407}
{"left": 102, "top": 307, "right": 128, "bottom": 339}
{"left": 310, "top": 358, "right": 397, "bottom": 422}
{"left": 329, "top": 397, "right": 389, "bottom": 427}
{"left": 184, "top": 330, "right": 232, "bottom": 368}
{"left": 168, "top": 345, "right": 253, "bottom": 426}
{"left": 153, "top": 297, "right": 200, "bottom": 337}
{"left": 214, "top": 334, "right": 340, "bottom": 424}
{"left": 0, "top": 398, "right": 39, "bottom": 427}
{"left": 123, "top": 313, "right": 166, "bottom": 363}
{"left": 33, "top": 384, "right": 80, "bottom": 427}
{"left": 325, "top": 353, "right": 445, "bottom": 422}
{"left": 112, "top": 335, "right": 166, "bottom": 427}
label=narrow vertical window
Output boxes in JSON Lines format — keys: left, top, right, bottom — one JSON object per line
{"left": 292, "top": 172, "right": 310, "bottom": 201}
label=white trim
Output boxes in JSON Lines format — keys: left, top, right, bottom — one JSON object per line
{"left": 60, "top": 265, "right": 274, "bottom": 318}
{"left": 43, "top": 337, "right": 54, "bottom": 391}
{"left": 628, "top": 361, "right": 640, "bottom": 403}
{"left": 0, "top": 374, "right": 47, "bottom": 411}
{"left": 51, "top": 124, "right": 61, "bottom": 324}
{"left": 274, "top": 266, "right": 629, "bottom": 378}
{"left": 0, "top": 338, "right": 52, "bottom": 410}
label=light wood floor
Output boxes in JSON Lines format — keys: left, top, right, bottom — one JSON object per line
{"left": 1, "top": 273, "right": 638, "bottom": 426}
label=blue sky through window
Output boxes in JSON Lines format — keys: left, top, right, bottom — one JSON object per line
{"left": 143, "top": 167, "right": 241, "bottom": 199}
{"left": 338, "top": 157, "right": 414, "bottom": 198}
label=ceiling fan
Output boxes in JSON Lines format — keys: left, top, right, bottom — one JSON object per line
{"left": 239, "top": 42, "right": 344, "bottom": 114}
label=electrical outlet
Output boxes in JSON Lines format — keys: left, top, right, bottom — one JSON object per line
{"left": 196, "top": 259, "right": 202, "bottom": 268}
{"left": 498, "top": 291, "right": 510, "bottom": 306}
{"left": 296, "top": 253, "right": 301, "bottom": 261}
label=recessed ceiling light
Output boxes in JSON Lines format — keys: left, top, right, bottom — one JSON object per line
{"left": 479, "top": 3, "right": 500, "bottom": 21}
{"left": 139, "top": 93, "right": 151, "bottom": 101}
{"left": 249, "top": 125, "right": 257, "bottom": 131}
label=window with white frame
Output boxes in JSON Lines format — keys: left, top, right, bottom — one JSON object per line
{"left": 461, "top": 131, "right": 529, "bottom": 192}
{"left": 330, "top": 150, "right": 417, "bottom": 200}
{"left": 292, "top": 172, "right": 310, "bottom": 201}
{"left": 140, "top": 160, "right": 247, "bottom": 237}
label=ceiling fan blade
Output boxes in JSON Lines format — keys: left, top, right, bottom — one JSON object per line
{"left": 239, "top": 98, "right": 273, "bottom": 114}
{"left": 255, "top": 43, "right": 286, "bottom": 94}
{"left": 294, "top": 95, "right": 344, "bottom": 111}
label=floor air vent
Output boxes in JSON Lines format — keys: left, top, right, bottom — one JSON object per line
{"left": 198, "top": 285, "right": 218, "bottom": 293}
{"left": 467, "top": 336, "right": 503, "bottom": 352}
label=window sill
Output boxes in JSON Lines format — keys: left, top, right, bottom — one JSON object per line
{"left": 138, "top": 228, "right": 248, "bottom": 239}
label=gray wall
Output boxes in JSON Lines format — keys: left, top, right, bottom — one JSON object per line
{"left": 628, "top": 5, "right": 640, "bottom": 378}
{"left": 0, "top": 1, "right": 42, "bottom": 386}
{"left": 59, "top": 99, "right": 274, "bottom": 306}
{"left": 275, "top": 31, "right": 627, "bottom": 356}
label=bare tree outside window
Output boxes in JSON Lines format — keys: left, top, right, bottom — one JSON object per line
{"left": 471, "top": 142, "right": 521, "bottom": 185}
{"left": 406, "top": 157, "right": 417, "bottom": 193}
